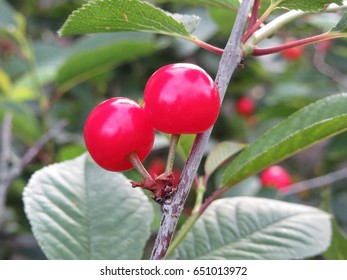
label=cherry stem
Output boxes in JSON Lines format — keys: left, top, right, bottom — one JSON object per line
{"left": 252, "top": 33, "right": 346, "bottom": 56}
{"left": 191, "top": 37, "right": 224, "bottom": 55}
{"left": 247, "top": 0, "right": 260, "bottom": 33}
{"left": 253, "top": 4, "right": 347, "bottom": 44}
{"left": 165, "top": 134, "right": 181, "bottom": 173}
{"left": 191, "top": 177, "right": 206, "bottom": 215}
{"left": 128, "top": 152, "right": 152, "bottom": 180}
{"left": 241, "top": 3, "right": 276, "bottom": 43}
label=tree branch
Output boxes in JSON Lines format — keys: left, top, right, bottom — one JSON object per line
{"left": 150, "top": 0, "right": 254, "bottom": 260}
{"left": 247, "top": 0, "right": 260, "bottom": 32}
{"left": 313, "top": 44, "right": 347, "bottom": 90}
{"left": 0, "top": 113, "right": 13, "bottom": 227}
{"left": 282, "top": 166, "right": 347, "bottom": 196}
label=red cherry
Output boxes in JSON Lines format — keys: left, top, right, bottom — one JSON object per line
{"left": 236, "top": 96, "right": 255, "bottom": 117}
{"left": 84, "top": 97, "right": 155, "bottom": 172}
{"left": 281, "top": 46, "right": 303, "bottom": 60}
{"left": 148, "top": 158, "right": 166, "bottom": 178}
{"left": 148, "top": 158, "right": 181, "bottom": 187}
{"left": 281, "top": 38, "right": 304, "bottom": 61}
{"left": 172, "top": 168, "right": 181, "bottom": 187}
{"left": 260, "top": 165, "right": 292, "bottom": 191}
{"left": 144, "top": 63, "right": 220, "bottom": 134}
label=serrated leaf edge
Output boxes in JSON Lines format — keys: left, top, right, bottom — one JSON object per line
{"left": 222, "top": 93, "right": 347, "bottom": 187}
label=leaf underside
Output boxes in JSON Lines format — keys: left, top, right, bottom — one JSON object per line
{"left": 176, "top": 197, "right": 331, "bottom": 260}
{"left": 23, "top": 154, "right": 154, "bottom": 260}
{"left": 204, "top": 141, "right": 246, "bottom": 176}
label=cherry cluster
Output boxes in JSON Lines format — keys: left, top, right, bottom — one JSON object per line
{"left": 84, "top": 63, "right": 220, "bottom": 203}
{"left": 84, "top": 63, "right": 293, "bottom": 200}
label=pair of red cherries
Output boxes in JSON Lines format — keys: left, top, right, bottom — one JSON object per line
{"left": 84, "top": 63, "right": 220, "bottom": 172}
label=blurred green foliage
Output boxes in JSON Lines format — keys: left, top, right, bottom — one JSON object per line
{"left": 0, "top": 0, "right": 347, "bottom": 259}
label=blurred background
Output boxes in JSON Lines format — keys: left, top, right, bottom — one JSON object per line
{"left": 0, "top": 0, "right": 347, "bottom": 259}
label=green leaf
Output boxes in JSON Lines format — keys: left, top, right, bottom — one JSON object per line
{"left": 331, "top": 11, "right": 347, "bottom": 32}
{"left": 176, "top": 134, "right": 196, "bottom": 162}
{"left": 23, "top": 154, "right": 153, "bottom": 260}
{"left": 324, "top": 219, "right": 347, "bottom": 259}
{"left": 0, "top": 0, "right": 19, "bottom": 32}
{"left": 56, "top": 33, "right": 158, "bottom": 92}
{"left": 208, "top": 8, "right": 237, "bottom": 35}
{"left": 57, "top": 144, "right": 86, "bottom": 162}
{"left": 321, "top": 190, "right": 347, "bottom": 260}
{"left": 272, "top": 0, "right": 343, "bottom": 12}
{"left": 0, "top": 69, "right": 11, "bottom": 95}
{"left": 175, "top": 197, "right": 331, "bottom": 259}
{"left": 59, "top": 0, "right": 198, "bottom": 40}
{"left": 174, "top": 7, "right": 218, "bottom": 56}
{"left": 222, "top": 176, "right": 261, "bottom": 197}
{"left": 153, "top": 0, "right": 239, "bottom": 10}
{"left": 204, "top": 141, "right": 245, "bottom": 176}
{"left": 223, "top": 93, "right": 347, "bottom": 188}
{"left": 10, "top": 64, "right": 57, "bottom": 101}
{"left": 8, "top": 41, "right": 69, "bottom": 101}
{"left": 0, "top": 99, "right": 41, "bottom": 144}
{"left": 0, "top": 0, "right": 26, "bottom": 38}
{"left": 169, "top": 12, "right": 201, "bottom": 33}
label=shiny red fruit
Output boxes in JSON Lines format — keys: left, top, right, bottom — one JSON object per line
{"left": 260, "top": 165, "right": 292, "bottom": 191}
{"left": 280, "top": 37, "right": 304, "bottom": 60}
{"left": 148, "top": 158, "right": 166, "bottom": 178}
{"left": 148, "top": 158, "right": 181, "bottom": 187}
{"left": 236, "top": 97, "right": 255, "bottom": 117}
{"left": 281, "top": 38, "right": 304, "bottom": 61}
{"left": 144, "top": 63, "right": 220, "bottom": 134}
{"left": 84, "top": 97, "right": 155, "bottom": 172}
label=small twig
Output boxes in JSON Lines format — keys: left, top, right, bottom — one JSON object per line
{"left": 252, "top": 33, "right": 346, "bottom": 56}
{"left": 191, "top": 38, "right": 224, "bottom": 55}
{"left": 313, "top": 45, "right": 347, "bottom": 90}
{"left": 241, "top": 2, "right": 275, "bottom": 43}
{"left": 150, "top": 0, "right": 254, "bottom": 260}
{"left": 281, "top": 167, "right": 347, "bottom": 196}
{"left": 253, "top": 10, "right": 306, "bottom": 43}
{"left": 0, "top": 113, "right": 13, "bottom": 182}
{"left": 247, "top": 0, "right": 260, "bottom": 32}
{"left": 8, "top": 120, "right": 68, "bottom": 181}
{"left": 0, "top": 113, "right": 13, "bottom": 226}
{"left": 0, "top": 119, "right": 68, "bottom": 227}
{"left": 253, "top": 4, "right": 347, "bottom": 44}
{"left": 165, "top": 134, "right": 180, "bottom": 173}
{"left": 247, "top": 2, "right": 347, "bottom": 50}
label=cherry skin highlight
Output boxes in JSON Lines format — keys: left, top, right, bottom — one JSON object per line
{"left": 84, "top": 97, "right": 155, "bottom": 172}
{"left": 260, "top": 165, "right": 292, "bottom": 191}
{"left": 144, "top": 63, "right": 220, "bottom": 134}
